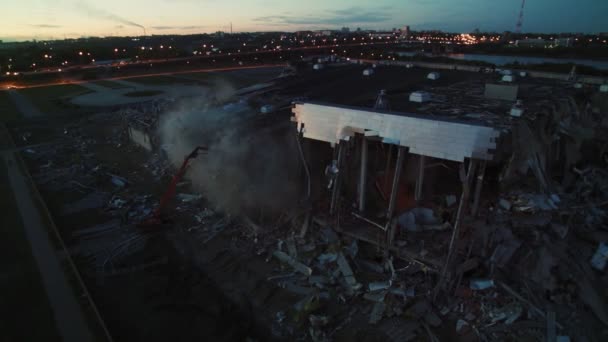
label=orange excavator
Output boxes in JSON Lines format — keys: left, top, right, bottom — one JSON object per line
{"left": 138, "top": 146, "right": 208, "bottom": 228}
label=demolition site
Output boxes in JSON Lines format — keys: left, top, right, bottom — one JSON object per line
{"left": 2, "top": 60, "right": 608, "bottom": 341}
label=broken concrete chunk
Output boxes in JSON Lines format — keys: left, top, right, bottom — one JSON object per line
{"left": 489, "top": 302, "right": 523, "bottom": 325}
{"left": 397, "top": 208, "right": 444, "bottom": 232}
{"left": 63, "top": 192, "right": 109, "bottom": 214}
{"left": 390, "top": 287, "right": 415, "bottom": 299}
{"left": 464, "top": 312, "right": 476, "bottom": 321}
{"left": 176, "top": 193, "right": 202, "bottom": 202}
{"left": 320, "top": 227, "right": 339, "bottom": 244}
{"left": 317, "top": 253, "right": 337, "bottom": 265}
{"left": 445, "top": 195, "right": 457, "bottom": 207}
{"left": 345, "top": 240, "right": 358, "bottom": 258}
{"left": 280, "top": 281, "right": 315, "bottom": 295}
{"left": 469, "top": 279, "right": 495, "bottom": 290}
{"left": 455, "top": 319, "right": 469, "bottom": 333}
{"left": 358, "top": 259, "right": 385, "bottom": 274}
{"left": 273, "top": 250, "right": 313, "bottom": 276}
{"left": 309, "top": 314, "right": 329, "bottom": 327}
{"left": 456, "top": 258, "right": 479, "bottom": 275}
{"left": 590, "top": 242, "right": 608, "bottom": 271}
{"left": 336, "top": 253, "right": 357, "bottom": 285}
{"left": 369, "top": 302, "right": 386, "bottom": 325}
{"left": 286, "top": 238, "right": 298, "bottom": 259}
{"left": 499, "top": 198, "right": 512, "bottom": 211}
{"left": 423, "top": 311, "right": 442, "bottom": 327}
{"left": 308, "top": 275, "right": 329, "bottom": 287}
{"left": 363, "top": 290, "right": 387, "bottom": 303}
{"left": 368, "top": 280, "right": 392, "bottom": 292}
{"left": 551, "top": 223, "right": 569, "bottom": 239}
{"left": 110, "top": 175, "right": 127, "bottom": 188}
{"left": 408, "top": 299, "right": 431, "bottom": 318}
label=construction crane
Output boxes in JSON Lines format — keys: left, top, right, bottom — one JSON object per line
{"left": 138, "top": 146, "right": 208, "bottom": 228}
{"left": 515, "top": 0, "right": 526, "bottom": 33}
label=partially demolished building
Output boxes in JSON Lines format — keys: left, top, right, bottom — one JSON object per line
{"left": 19, "top": 64, "right": 608, "bottom": 341}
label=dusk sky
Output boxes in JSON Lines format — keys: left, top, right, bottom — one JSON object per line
{"left": 2, "top": 0, "right": 607, "bottom": 41}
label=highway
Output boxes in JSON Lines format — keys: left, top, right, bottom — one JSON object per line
{"left": 3, "top": 40, "right": 400, "bottom": 88}
{"left": 5, "top": 64, "right": 287, "bottom": 89}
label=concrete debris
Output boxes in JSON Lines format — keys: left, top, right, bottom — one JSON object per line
{"left": 363, "top": 290, "right": 387, "bottom": 303}
{"left": 110, "top": 175, "right": 128, "bottom": 188}
{"left": 489, "top": 302, "right": 523, "bottom": 325}
{"left": 369, "top": 302, "right": 386, "bottom": 325}
{"left": 424, "top": 311, "right": 442, "bottom": 327}
{"left": 358, "top": 259, "right": 384, "bottom": 274}
{"left": 455, "top": 319, "right": 469, "bottom": 333}
{"left": 63, "top": 192, "right": 109, "bottom": 214}
{"left": 389, "top": 287, "right": 415, "bottom": 299}
{"left": 273, "top": 250, "right": 313, "bottom": 276}
{"left": 445, "top": 194, "right": 457, "bottom": 207}
{"left": 344, "top": 240, "right": 358, "bottom": 258}
{"left": 397, "top": 208, "right": 448, "bottom": 232}
{"left": 470, "top": 279, "right": 495, "bottom": 290}
{"left": 317, "top": 253, "right": 337, "bottom": 265}
{"left": 498, "top": 198, "right": 511, "bottom": 211}
{"left": 550, "top": 223, "right": 569, "bottom": 239}
{"left": 590, "top": 242, "right": 608, "bottom": 271}
{"left": 368, "top": 280, "right": 392, "bottom": 292}
{"left": 490, "top": 226, "right": 522, "bottom": 268}
{"left": 336, "top": 253, "right": 360, "bottom": 290}
{"left": 176, "top": 193, "right": 203, "bottom": 202}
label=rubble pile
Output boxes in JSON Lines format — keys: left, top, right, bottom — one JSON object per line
{"left": 16, "top": 72, "right": 608, "bottom": 341}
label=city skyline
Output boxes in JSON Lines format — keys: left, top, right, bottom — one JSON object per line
{"left": 2, "top": 0, "right": 607, "bottom": 42}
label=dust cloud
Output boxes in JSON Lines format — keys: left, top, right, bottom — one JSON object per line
{"left": 158, "top": 80, "right": 300, "bottom": 219}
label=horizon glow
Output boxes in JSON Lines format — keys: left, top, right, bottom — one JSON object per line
{"left": 1, "top": 0, "right": 606, "bottom": 42}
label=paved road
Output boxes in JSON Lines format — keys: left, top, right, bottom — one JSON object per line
{"left": 79, "top": 82, "right": 113, "bottom": 92}
{"left": 7, "top": 90, "right": 42, "bottom": 118}
{"left": 2, "top": 151, "right": 94, "bottom": 342}
{"left": 108, "top": 79, "right": 141, "bottom": 88}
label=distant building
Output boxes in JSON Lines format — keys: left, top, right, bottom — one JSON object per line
{"left": 553, "top": 38, "right": 573, "bottom": 47}
{"left": 315, "top": 30, "right": 333, "bottom": 36}
{"left": 341, "top": 27, "right": 350, "bottom": 33}
{"left": 369, "top": 32, "right": 393, "bottom": 39}
{"left": 400, "top": 25, "right": 410, "bottom": 39}
{"left": 514, "top": 38, "right": 548, "bottom": 48}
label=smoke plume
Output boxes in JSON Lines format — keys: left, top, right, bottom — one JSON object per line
{"left": 75, "top": 1, "right": 145, "bottom": 32}
{"left": 158, "top": 81, "right": 300, "bottom": 220}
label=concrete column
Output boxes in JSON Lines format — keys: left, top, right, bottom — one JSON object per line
{"left": 384, "top": 144, "right": 393, "bottom": 187}
{"left": 330, "top": 142, "right": 345, "bottom": 216}
{"left": 358, "top": 137, "right": 368, "bottom": 212}
{"left": 415, "top": 155, "right": 426, "bottom": 202}
{"left": 434, "top": 159, "right": 477, "bottom": 300}
{"left": 471, "top": 160, "right": 487, "bottom": 216}
{"left": 386, "top": 146, "right": 406, "bottom": 220}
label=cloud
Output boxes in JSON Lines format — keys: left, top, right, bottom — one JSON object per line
{"left": 254, "top": 7, "right": 393, "bottom": 26}
{"left": 74, "top": 1, "right": 145, "bottom": 30}
{"left": 30, "top": 24, "right": 62, "bottom": 28}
